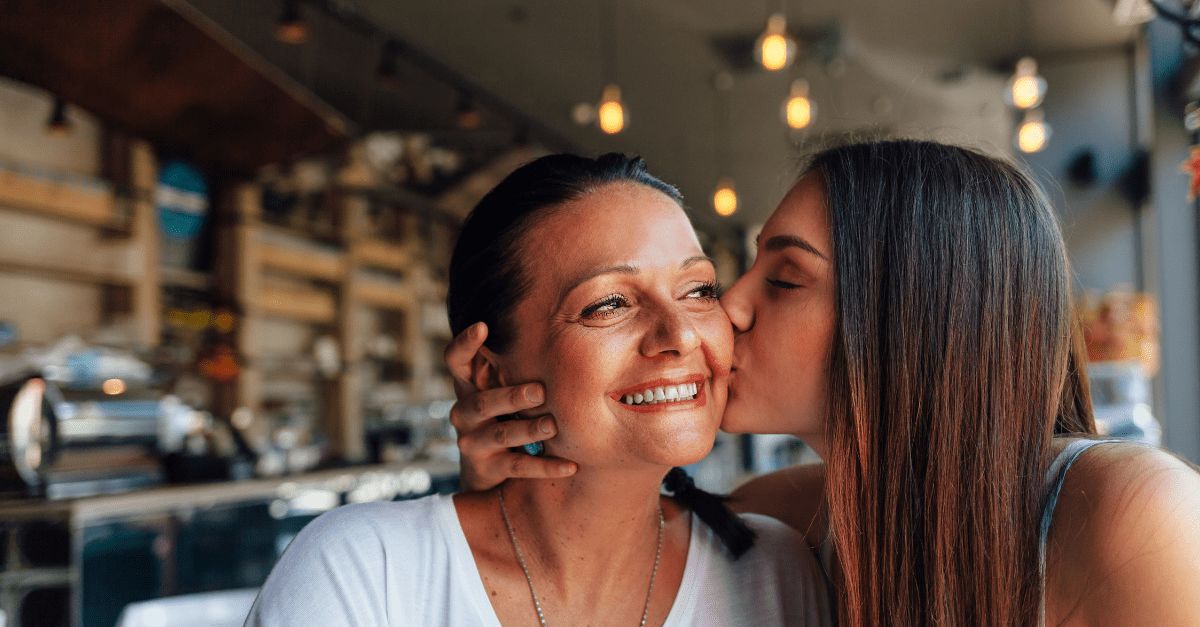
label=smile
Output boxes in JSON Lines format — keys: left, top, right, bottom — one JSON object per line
{"left": 610, "top": 375, "right": 707, "bottom": 410}
{"left": 620, "top": 383, "right": 699, "bottom": 406}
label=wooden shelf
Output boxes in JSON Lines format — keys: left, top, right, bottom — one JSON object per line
{"left": 259, "top": 239, "right": 345, "bottom": 282}
{"left": 0, "top": 252, "right": 136, "bottom": 286}
{"left": 350, "top": 277, "right": 415, "bottom": 312}
{"left": 159, "top": 266, "right": 213, "bottom": 291}
{"left": 350, "top": 238, "right": 411, "bottom": 274}
{"left": 0, "top": 168, "right": 120, "bottom": 229}
{"left": 256, "top": 285, "right": 337, "bottom": 324}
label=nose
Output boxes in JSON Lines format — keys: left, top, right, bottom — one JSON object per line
{"left": 639, "top": 302, "right": 701, "bottom": 357}
{"left": 720, "top": 274, "right": 754, "bottom": 333}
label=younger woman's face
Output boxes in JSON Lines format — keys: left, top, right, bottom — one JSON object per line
{"left": 719, "top": 174, "right": 836, "bottom": 455}
{"left": 493, "top": 182, "right": 733, "bottom": 470}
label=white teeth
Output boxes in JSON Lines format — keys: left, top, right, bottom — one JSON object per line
{"left": 619, "top": 382, "right": 703, "bottom": 405}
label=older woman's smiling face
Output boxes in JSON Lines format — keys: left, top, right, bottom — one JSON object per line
{"left": 491, "top": 182, "right": 732, "bottom": 470}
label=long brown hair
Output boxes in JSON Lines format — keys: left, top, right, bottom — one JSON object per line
{"left": 813, "top": 140, "right": 1096, "bottom": 625}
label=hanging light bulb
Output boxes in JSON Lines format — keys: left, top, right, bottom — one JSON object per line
{"left": 754, "top": 14, "right": 797, "bottom": 72}
{"left": 376, "top": 40, "right": 402, "bottom": 86}
{"left": 1016, "top": 108, "right": 1051, "bottom": 154}
{"left": 275, "top": 0, "right": 309, "bottom": 45}
{"left": 1005, "top": 56, "right": 1047, "bottom": 110}
{"left": 713, "top": 177, "right": 738, "bottom": 217}
{"left": 45, "top": 97, "right": 71, "bottom": 136}
{"left": 597, "top": 83, "right": 627, "bottom": 135}
{"left": 455, "top": 92, "right": 483, "bottom": 129}
{"left": 1112, "top": 0, "right": 1156, "bottom": 26}
{"left": 781, "top": 78, "right": 816, "bottom": 130}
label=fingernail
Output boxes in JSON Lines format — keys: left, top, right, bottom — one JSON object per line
{"left": 559, "top": 462, "right": 576, "bottom": 475}
{"left": 471, "top": 322, "right": 484, "bottom": 338}
{"left": 525, "top": 385, "right": 544, "bottom": 404}
{"left": 538, "top": 417, "right": 554, "bottom": 435}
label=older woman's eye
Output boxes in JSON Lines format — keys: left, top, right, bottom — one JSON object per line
{"left": 687, "top": 281, "right": 722, "bottom": 300}
{"left": 580, "top": 294, "right": 629, "bottom": 319}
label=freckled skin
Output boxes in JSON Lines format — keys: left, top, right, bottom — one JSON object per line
{"left": 490, "top": 182, "right": 733, "bottom": 471}
{"left": 459, "top": 181, "right": 732, "bottom": 625}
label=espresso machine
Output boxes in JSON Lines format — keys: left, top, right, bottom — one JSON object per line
{"left": 0, "top": 374, "right": 197, "bottom": 499}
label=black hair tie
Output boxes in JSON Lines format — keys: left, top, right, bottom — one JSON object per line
{"left": 662, "top": 467, "right": 756, "bottom": 558}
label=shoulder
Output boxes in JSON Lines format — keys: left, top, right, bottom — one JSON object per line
{"left": 283, "top": 496, "right": 446, "bottom": 558}
{"left": 712, "top": 513, "right": 825, "bottom": 587}
{"left": 248, "top": 496, "right": 453, "bottom": 626}
{"left": 1047, "top": 442, "right": 1200, "bottom": 625}
{"left": 698, "top": 512, "right": 832, "bottom": 624}
{"left": 729, "top": 463, "right": 826, "bottom": 549}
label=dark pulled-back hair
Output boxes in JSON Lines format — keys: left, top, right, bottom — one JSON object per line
{"left": 810, "top": 140, "right": 1096, "bottom": 626}
{"left": 447, "top": 153, "right": 755, "bottom": 557}
{"left": 448, "top": 152, "right": 681, "bottom": 351}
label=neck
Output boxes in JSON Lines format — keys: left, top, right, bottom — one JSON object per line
{"left": 498, "top": 464, "right": 668, "bottom": 587}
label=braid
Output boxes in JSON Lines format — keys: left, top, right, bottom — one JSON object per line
{"left": 662, "top": 467, "right": 756, "bottom": 558}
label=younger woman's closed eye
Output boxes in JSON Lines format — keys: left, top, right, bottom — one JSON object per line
{"left": 766, "top": 278, "right": 804, "bottom": 290}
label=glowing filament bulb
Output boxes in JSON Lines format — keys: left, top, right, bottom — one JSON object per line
{"left": 783, "top": 79, "right": 816, "bottom": 129}
{"left": 1016, "top": 109, "right": 1051, "bottom": 154}
{"left": 755, "top": 14, "right": 797, "bottom": 72}
{"left": 102, "top": 378, "right": 127, "bottom": 395}
{"left": 1007, "top": 57, "right": 1047, "bottom": 110}
{"left": 597, "top": 84, "right": 626, "bottom": 135}
{"left": 713, "top": 178, "right": 738, "bottom": 217}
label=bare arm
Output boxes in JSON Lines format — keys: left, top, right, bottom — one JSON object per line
{"left": 730, "top": 462, "right": 829, "bottom": 551}
{"left": 1047, "top": 445, "right": 1200, "bottom": 626}
{"left": 445, "top": 323, "right": 576, "bottom": 491}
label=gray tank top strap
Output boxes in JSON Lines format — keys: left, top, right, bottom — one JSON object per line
{"left": 1037, "top": 438, "right": 1126, "bottom": 626}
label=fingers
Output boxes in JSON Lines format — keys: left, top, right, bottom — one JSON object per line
{"left": 449, "top": 383, "right": 546, "bottom": 432}
{"left": 499, "top": 453, "right": 578, "bottom": 480}
{"left": 444, "top": 322, "right": 487, "bottom": 389}
{"left": 459, "top": 414, "right": 556, "bottom": 454}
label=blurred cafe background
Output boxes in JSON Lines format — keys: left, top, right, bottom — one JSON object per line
{"left": 0, "top": 0, "right": 1196, "bottom": 625}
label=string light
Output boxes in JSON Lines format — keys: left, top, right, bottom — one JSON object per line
{"left": 1016, "top": 109, "right": 1051, "bottom": 154}
{"left": 755, "top": 14, "right": 797, "bottom": 71}
{"left": 713, "top": 177, "right": 738, "bottom": 217}
{"left": 597, "top": 84, "right": 626, "bottom": 135}
{"left": 782, "top": 78, "right": 815, "bottom": 129}
{"left": 1006, "top": 57, "right": 1047, "bottom": 110}
{"left": 275, "top": 0, "right": 309, "bottom": 45}
{"left": 45, "top": 97, "right": 71, "bottom": 136}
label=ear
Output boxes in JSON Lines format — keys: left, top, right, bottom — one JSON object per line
{"left": 470, "top": 346, "right": 509, "bottom": 392}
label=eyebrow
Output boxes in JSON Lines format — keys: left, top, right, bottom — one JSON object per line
{"left": 758, "top": 234, "right": 830, "bottom": 261}
{"left": 558, "top": 255, "right": 715, "bottom": 304}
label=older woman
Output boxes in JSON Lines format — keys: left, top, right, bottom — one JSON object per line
{"left": 449, "top": 141, "right": 1200, "bottom": 626}
{"left": 246, "top": 154, "right": 831, "bottom": 626}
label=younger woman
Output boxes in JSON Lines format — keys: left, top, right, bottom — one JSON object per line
{"left": 449, "top": 140, "right": 1200, "bottom": 625}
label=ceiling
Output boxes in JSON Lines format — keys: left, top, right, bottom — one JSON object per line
{"left": 186, "top": 0, "right": 1138, "bottom": 232}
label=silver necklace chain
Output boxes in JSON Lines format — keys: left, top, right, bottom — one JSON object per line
{"left": 498, "top": 486, "right": 665, "bottom": 627}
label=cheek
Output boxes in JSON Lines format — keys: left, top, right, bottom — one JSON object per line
{"left": 726, "top": 293, "right": 835, "bottom": 434}
{"left": 699, "top": 310, "right": 734, "bottom": 375}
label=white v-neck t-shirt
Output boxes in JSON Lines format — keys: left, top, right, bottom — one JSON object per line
{"left": 246, "top": 494, "right": 831, "bottom": 626}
